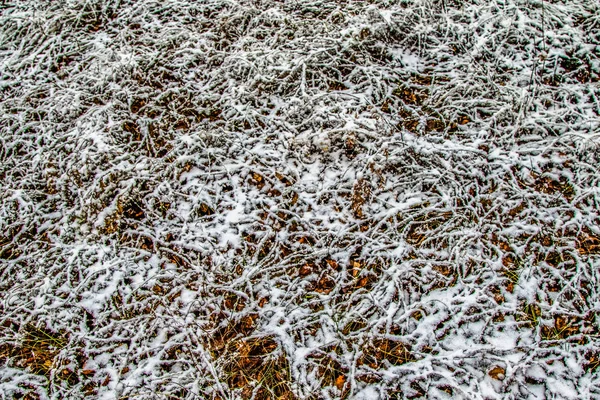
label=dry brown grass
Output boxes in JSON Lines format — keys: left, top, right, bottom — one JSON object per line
{"left": 220, "top": 335, "right": 295, "bottom": 400}
{"left": 359, "top": 338, "right": 415, "bottom": 369}
{"left": 307, "top": 345, "right": 349, "bottom": 397}
{"left": 1, "top": 325, "right": 67, "bottom": 377}
{"left": 207, "top": 310, "right": 295, "bottom": 399}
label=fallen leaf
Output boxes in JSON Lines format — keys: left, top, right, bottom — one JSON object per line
{"left": 489, "top": 366, "right": 505, "bottom": 380}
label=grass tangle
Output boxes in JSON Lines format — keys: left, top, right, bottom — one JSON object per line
{"left": 1, "top": 0, "right": 600, "bottom": 398}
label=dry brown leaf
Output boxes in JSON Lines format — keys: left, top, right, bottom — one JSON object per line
{"left": 488, "top": 366, "right": 505, "bottom": 380}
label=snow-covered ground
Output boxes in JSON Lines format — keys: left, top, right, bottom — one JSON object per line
{"left": 1, "top": 0, "right": 599, "bottom": 398}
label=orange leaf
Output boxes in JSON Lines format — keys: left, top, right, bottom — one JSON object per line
{"left": 488, "top": 366, "right": 505, "bottom": 380}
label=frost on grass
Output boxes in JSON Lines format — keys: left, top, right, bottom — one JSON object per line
{"left": 1, "top": 0, "right": 599, "bottom": 398}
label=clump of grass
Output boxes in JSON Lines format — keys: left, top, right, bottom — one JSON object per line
{"left": 221, "top": 336, "right": 295, "bottom": 400}
{"left": 500, "top": 252, "right": 525, "bottom": 291}
{"left": 307, "top": 344, "right": 349, "bottom": 395}
{"left": 2, "top": 325, "right": 68, "bottom": 377}
{"left": 540, "top": 314, "right": 581, "bottom": 342}
{"left": 359, "top": 338, "right": 415, "bottom": 368}
{"left": 516, "top": 303, "right": 542, "bottom": 328}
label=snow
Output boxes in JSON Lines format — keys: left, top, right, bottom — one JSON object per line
{"left": 1, "top": 0, "right": 600, "bottom": 398}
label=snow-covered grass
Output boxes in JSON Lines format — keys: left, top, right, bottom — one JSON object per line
{"left": 1, "top": 0, "right": 599, "bottom": 398}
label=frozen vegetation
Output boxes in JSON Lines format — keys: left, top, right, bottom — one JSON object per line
{"left": 1, "top": 0, "right": 600, "bottom": 398}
